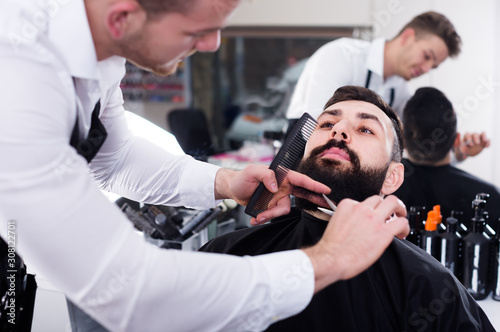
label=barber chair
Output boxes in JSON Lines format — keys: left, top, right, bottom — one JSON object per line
{"left": 167, "top": 108, "right": 216, "bottom": 161}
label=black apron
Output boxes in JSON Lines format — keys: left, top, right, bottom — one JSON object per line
{"left": 365, "top": 69, "right": 394, "bottom": 107}
{"left": 70, "top": 100, "right": 107, "bottom": 163}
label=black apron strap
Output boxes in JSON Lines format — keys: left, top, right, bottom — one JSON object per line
{"left": 365, "top": 70, "right": 395, "bottom": 107}
{"left": 388, "top": 88, "right": 395, "bottom": 107}
{"left": 70, "top": 100, "right": 107, "bottom": 163}
{"left": 364, "top": 69, "right": 372, "bottom": 89}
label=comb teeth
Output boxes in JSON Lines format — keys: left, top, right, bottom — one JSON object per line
{"left": 245, "top": 113, "right": 318, "bottom": 217}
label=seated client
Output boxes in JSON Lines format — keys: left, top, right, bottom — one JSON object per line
{"left": 200, "top": 86, "right": 494, "bottom": 331}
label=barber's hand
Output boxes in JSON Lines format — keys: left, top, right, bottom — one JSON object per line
{"left": 250, "top": 168, "right": 331, "bottom": 225}
{"left": 214, "top": 165, "right": 330, "bottom": 224}
{"left": 454, "top": 132, "right": 490, "bottom": 161}
{"left": 301, "top": 195, "right": 409, "bottom": 293}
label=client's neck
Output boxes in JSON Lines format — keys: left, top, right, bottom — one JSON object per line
{"left": 408, "top": 152, "right": 450, "bottom": 166}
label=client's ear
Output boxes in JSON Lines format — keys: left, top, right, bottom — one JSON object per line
{"left": 453, "top": 133, "right": 461, "bottom": 149}
{"left": 381, "top": 162, "right": 404, "bottom": 195}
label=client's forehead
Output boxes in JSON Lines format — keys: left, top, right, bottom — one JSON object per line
{"left": 320, "top": 100, "right": 387, "bottom": 121}
{"left": 318, "top": 100, "right": 395, "bottom": 143}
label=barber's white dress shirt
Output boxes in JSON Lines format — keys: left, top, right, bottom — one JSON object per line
{"left": 286, "top": 38, "right": 412, "bottom": 119}
{"left": 0, "top": 1, "right": 313, "bottom": 331}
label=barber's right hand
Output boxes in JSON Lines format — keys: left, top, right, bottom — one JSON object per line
{"left": 301, "top": 195, "right": 409, "bottom": 294}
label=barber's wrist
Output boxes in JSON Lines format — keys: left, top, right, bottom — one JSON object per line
{"left": 453, "top": 147, "right": 468, "bottom": 162}
{"left": 301, "top": 244, "right": 342, "bottom": 294}
{"left": 214, "top": 168, "right": 237, "bottom": 200}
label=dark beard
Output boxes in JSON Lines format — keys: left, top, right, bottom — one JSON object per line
{"left": 295, "top": 140, "right": 390, "bottom": 211}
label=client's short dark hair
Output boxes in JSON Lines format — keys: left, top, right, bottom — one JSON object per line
{"left": 324, "top": 85, "right": 403, "bottom": 162}
{"left": 403, "top": 87, "right": 457, "bottom": 163}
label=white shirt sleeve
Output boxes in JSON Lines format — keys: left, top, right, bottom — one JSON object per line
{"left": 89, "top": 85, "right": 220, "bottom": 209}
{"left": 0, "top": 24, "right": 314, "bottom": 332}
{"left": 286, "top": 39, "right": 358, "bottom": 120}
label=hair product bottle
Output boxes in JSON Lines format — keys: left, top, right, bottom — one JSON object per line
{"left": 421, "top": 210, "right": 441, "bottom": 261}
{"left": 475, "top": 193, "right": 497, "bottom": 239}
{"left": 492, "top": 218, "right": 500, "bottom": 301}
{"left": 451, "top": 210, "right": 468, "bottom": 237}
{"left": 433, "top": 205, "right": 445, "bottom": 233}
{"left": 407, "top": 206, "right": 423, "bottom": 248}
{"left": 440, "top": 217, "right": 462, "bottom": 281}
{"left": 462, "top": 198, "right": 492, "bottom": 300}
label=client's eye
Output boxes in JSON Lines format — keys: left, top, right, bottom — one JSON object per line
{"left": 319, "top": 121, "right": 335, "bottom": 129}
{"left": 359, "top": 126, "right": 374, "bottom": 134}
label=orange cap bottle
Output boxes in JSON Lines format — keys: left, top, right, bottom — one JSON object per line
{"left": 425, "top": 211, "right": 438, "bottom": 231}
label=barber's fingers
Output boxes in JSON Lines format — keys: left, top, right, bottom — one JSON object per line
{"left": 360, "top": 195, "right": 409, "bottom": 239}
{"left": 353, "top": 195, "right": 407, "bottom": 218}
{"left": 463, "top": 132, "right": 490, "bottom": 148}
{"left": 376, "top": 195, "right": 407, "bottom": 218}
{"left": 244, "top": 165, "right": 278, "bottom": 193}
{"left": 251, "top": 195, "right": 291, "bottom": 225}
{"left": 333, "top": 195, "right": 409, "bottom": 239}
{"left": 284, "top": 169, "right": 331, "bottom": 195}
{"left": 265, "top": 169, "right": 330, "bottom": 214}
{"left": 480, "top": 132, "right": 491, "bottom": 147}
{"left": 385, "top": 216, "right": 410, "bottom": 239}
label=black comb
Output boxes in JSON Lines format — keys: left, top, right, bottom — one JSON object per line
{"left": 245, "top": 113, "right": 318, "bottom": 217}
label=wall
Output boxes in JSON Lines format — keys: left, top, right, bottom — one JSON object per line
{"left": 227, "top": 0, "right": 372, "bottom": 27}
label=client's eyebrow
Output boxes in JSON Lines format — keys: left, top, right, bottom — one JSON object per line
{"left": 319, "top": 108, "right": 385, "bottom": 133}
{"left": 318, "top": 109, "right": 342, "bottom": 119}
{"left": 358, "top": 112, "right": 383, "bottom": 131}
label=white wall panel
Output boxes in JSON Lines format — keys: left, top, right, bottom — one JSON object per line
{"left": 228, "top": 0, "right": 372, "bottom": 27}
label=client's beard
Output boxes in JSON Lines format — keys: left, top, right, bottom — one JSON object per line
{"left": 295, "top": 140, "right": 390, "bottom": 212}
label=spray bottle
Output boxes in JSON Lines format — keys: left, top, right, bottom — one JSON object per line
{"left": 475, "top": 193, "right": 497, "bottom": 238}
{"left": 462, "top": 198, "right": 492, "bottom": 300}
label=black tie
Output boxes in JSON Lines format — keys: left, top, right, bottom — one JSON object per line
{"left": 70, "top": 100, "right": 108, "bottom": 163}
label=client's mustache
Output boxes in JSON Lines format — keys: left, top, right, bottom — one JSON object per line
{"left": 309, "top": 139, "right": 358, "bottom": 161}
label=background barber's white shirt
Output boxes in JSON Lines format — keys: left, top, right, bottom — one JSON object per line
{"left": 287, "top": 38, "right": 412, "bottom": 119}
{"left": 0, "top": 1, "right": 313, "bottom": 331}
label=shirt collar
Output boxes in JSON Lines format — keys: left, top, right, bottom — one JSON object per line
{"left": 49, "top": 0, "right": 99, "bottom": 80}
{"left": 49, "top": 0, "right": 126, "bottom": 88}
{"left": 365, "top": 38, "right": 386, "bottom": 78}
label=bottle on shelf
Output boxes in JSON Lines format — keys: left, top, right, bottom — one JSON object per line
{"left": 421, "top": 210, "right": 441, "bottom": 261}
{"left": 475, "top": 193, "right": 497, "bottom": 238}
{"left": 433, "top": 205, "right": 445, "bottom": 233}
{"left": 462, "top": 198, "right": 492, "bottom": 300}
{"left": 406, "top": 206, "right": 423, "bottom": 248}
{"left": 492, "top": 218, "right": 500, "bottom": 301}
{"left": 451, "top": 210, "right": 468, "bottom": 237}
{"left": 440, "top": 217, "right": 463, "bottom": 281}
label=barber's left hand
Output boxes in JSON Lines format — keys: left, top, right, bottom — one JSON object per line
{"left": 216, "top": 165, "right": 330, "bottom": 225}
{"left": 455, "top": 131, "right": 490, "bottom": 161}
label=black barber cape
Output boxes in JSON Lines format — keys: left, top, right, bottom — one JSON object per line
{"left": 199, "top": 210, "right": 495, "bottom": 332}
